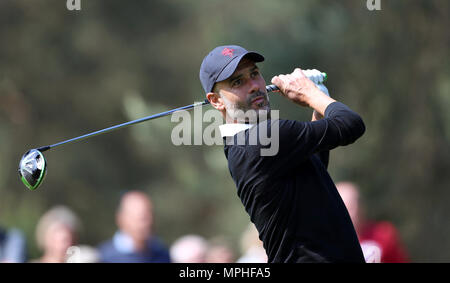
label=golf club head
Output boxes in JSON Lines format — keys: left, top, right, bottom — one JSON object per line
{"left": 18, "top": 149, "right": 47, "bottom": 191}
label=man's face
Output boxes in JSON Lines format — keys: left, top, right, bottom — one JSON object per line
{"left": 117, "top": 196, "right": 153, "bottom": 242}
{"left": 214, "top": 58, "right": 270, "bottom": 122}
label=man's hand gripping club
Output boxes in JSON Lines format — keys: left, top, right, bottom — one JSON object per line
{"left": 271, "top": 68, "right": 336, "bottom": 119}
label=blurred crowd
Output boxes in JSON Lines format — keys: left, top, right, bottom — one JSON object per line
{"left": 0, "top": 182, "right": 409, "bottom": 263}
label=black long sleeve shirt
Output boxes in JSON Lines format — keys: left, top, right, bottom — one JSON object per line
{"left": 223, "top": 102, "right": 366, "bottom": 263}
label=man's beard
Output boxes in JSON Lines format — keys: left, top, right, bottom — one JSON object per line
{"left": 222, "top": 90, "right": 271, "bottom": 123}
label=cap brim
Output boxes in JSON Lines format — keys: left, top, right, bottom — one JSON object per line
{"left": 215, "top": 52, "right": 265, "bottom": 84}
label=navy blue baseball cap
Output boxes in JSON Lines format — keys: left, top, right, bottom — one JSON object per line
{"left": 199, "top": 45, "right": 264, "bottom": 93}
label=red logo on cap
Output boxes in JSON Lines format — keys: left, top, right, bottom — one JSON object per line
{"left": 221, "top": 48, "right": 235, "bottom": 58}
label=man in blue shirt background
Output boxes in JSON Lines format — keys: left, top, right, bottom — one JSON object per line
{"left": 0, "top": 226, "right": 27, "bottom": 263}
{"left": 98, "top": 191, "right": 171, "bottom": 263}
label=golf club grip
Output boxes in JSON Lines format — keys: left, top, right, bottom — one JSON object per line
{"left": 266, "top": 84, "right": 279, "bottom": 92}
{"left": 265, "top": 71, "right": 327, "bottom": 93}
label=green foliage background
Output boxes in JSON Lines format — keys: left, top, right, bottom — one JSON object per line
{"left": 0, "top": 0, "right": 449, "bottom": 261}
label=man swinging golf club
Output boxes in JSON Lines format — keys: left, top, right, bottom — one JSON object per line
{"left": 200, "top": 45, "right": 366, "bottom": 263}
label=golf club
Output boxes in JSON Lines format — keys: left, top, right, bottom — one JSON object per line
{"left": 19, "top": 72, "right": 327, "bottom": 191}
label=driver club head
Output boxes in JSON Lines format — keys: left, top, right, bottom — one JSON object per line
{"left": 18, "top": 149, "right": 47, "bottom": 191}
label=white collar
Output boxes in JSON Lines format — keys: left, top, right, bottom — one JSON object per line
{"left": 219, "top": 123, "right": 254, "bottom": 137}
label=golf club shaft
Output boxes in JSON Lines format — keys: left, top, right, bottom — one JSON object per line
{"left": 36, "top": 85, "right": 280, "bottom": 152}
{"left": 36, "top": 100, "right": 209, "bottom": 152}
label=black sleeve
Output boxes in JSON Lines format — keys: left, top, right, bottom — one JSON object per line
{"left": 260, "top": 102, "right": 365, "bottom": 176}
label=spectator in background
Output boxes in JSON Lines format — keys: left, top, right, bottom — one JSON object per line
{"left": 170, "top": 234, "right": 208, "bottom": 263}
{"left": 336, "top": 181, "right": 410, "bottom": 263}
{"left": 205, "top": 237, "right": 235, "bottom": 263}
{"left": 32, "top": 205, "right": 80, "bottom": 263}
{"left": 98, "top": 191, "right": 171, "bottom": 263}
{"left": 0, "top": 225, "right": 27, "bottom": 263}
{"left": 236, "top": 223, "right": 267, "bottom": 263}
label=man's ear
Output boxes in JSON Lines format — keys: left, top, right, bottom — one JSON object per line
{"left": 206, "top": 92, "right": 225, "bottom": 111}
